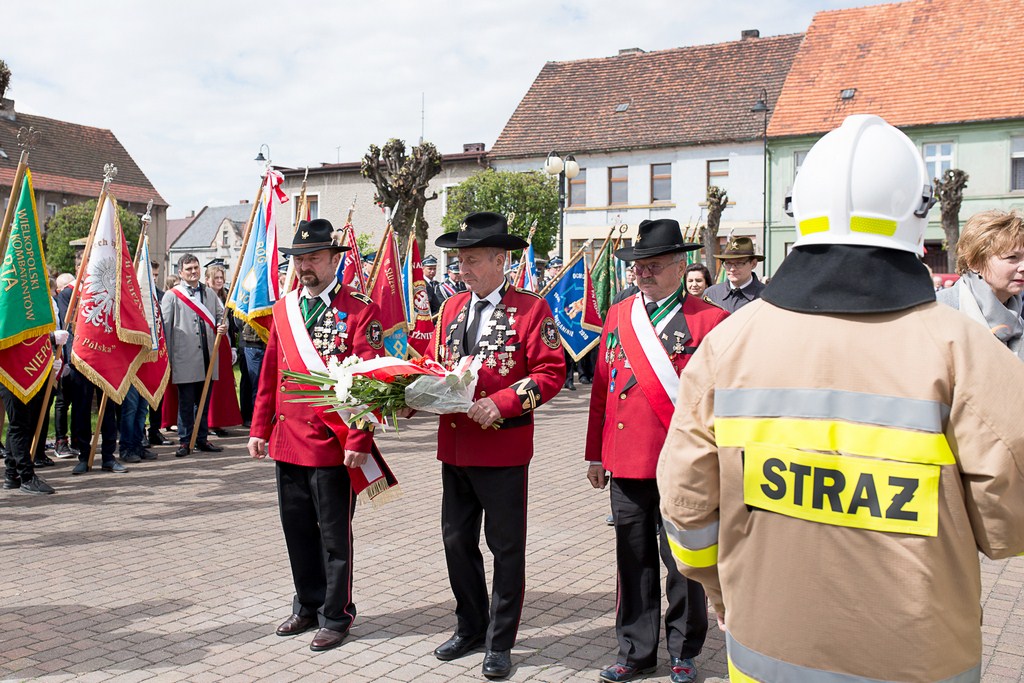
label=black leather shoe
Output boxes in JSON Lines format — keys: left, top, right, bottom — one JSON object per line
{"left": 599, "top": 662, "right": 657, "bottom": 682}
{"left": 139, "top": 449, "right": 158, "bottom": 461}
{"left": 434, "top": 633, "right": 485, "bottom": 661}
{"left": 101, "top": 461, "right": 128, "bottom": 473}
{"left": 275, "top": 613, "right": 317, "bottom": 636}
{"left": 309, "top": 627, "right": 347, "bottom": 652}
{"left": 482, "top": 649, "right": 512, "bottom": 679}
{"left": 149, "top": 432, "right": 169, "bottom": 446}
{"left": 34, "top": 454, "right": 56, "bottom": 467}
{"left": 3, "top": 475, "right": 20, "bottom": 489}
{"left": 72, "top": 461, "right": 88, "bottom": 475}
{"left": 120, "top": 451, "right": 142, "bottom": 464}
{"left": 194, "top": 442, "right": 223, "bottom": 453}
{"left": 175, "top": 446, "right": 190, "bottom": 458}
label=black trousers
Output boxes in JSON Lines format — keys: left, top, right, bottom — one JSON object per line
{"left": 276, "top": 461, "right": 357, "bottom": 632}
{"left": 175, "top": 381, "right": 210, "bottom": 446}
{"left": 1, "top": 384, "right": 45, "bottom": 481}
{"left": 441, "top": 463, "right": 527, "bottom": 651}
{"left": 148, "top": 399, "right": 163, "bottom": 439}
{"left": 237, "top": 347, "right": 253, "bottom": 424}
{"left": 64, "top": 369, "right": 117, "bottom": 461}
{"left": 610, "top": 477, "right": 708, "bottom": 667}
{"left": 54, "top": 374, "right": 68, "bottom": 440}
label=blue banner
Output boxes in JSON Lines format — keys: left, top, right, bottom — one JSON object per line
{"left": 543, "top": 256, "right": 602, "bottom": 362}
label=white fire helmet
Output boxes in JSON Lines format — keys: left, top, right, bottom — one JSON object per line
{"left": 785, "top": 114, "right": 936, "bottom": 256}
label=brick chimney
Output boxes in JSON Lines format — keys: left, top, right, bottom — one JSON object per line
{"left": 463, "top": 143, "right": 485, "bottom": 153}
{"left": 0, "top": 98, "right": 15, "bottom": 122}
{"left": 618, "top": 47, "right": 645, "bottom": 56}
{"left": 741, "top": 29, "right": 760, "bottom": 40}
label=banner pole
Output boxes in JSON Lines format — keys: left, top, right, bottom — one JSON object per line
{"left": 86, "top": 394, "right": 108, "bottom": 471}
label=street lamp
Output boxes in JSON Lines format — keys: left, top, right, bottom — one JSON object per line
{"left": 254, "top": 143, "right": 271, "bottom": 168}
{"left": 544, "top": 151, "right": 580, "bottom": 260}
{"left": 751, "top": 89, "right": 771, "bottom": 273}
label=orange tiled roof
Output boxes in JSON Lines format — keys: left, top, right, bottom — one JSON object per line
{"left": 769, "top": 0, "right": 1024, "bottom": 137}
{"left": 491, "top": 34, "right": 804, "bottom": 159}
{"left": 0, "top": 110, "right": 166, "bottom": 206}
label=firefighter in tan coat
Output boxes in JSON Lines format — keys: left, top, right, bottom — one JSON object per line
{"left": 657, "top": 114, "right": 1024, "bottom": 683}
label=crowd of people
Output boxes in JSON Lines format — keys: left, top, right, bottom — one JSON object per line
{"left": 5, "top": 113, "right": 1024, "bottom": 683}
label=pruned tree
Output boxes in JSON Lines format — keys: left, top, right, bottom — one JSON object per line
{"left": 45, "top": 200, "right": 141, "bottom": 274}
{"left": 701, "top": 186, "right": 729, "bottom": 264}
{"left": 0, "top": 60, "right": 11, "bottom": 101}
{"left": 360, "top": 138, "right": 443, "bottom": 258}
{"left": 934, "top": 168, "right": 969, "bottom": 272}
{"left": 441, "top": 169, "right": 559, "bottom": 257}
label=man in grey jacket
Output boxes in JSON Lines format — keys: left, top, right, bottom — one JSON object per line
{"left": 160, "top": 253, "right": 226, "bottom": 457}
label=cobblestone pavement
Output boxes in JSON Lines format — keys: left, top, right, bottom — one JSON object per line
{"left": 2, "top": 387, "right": 1023, "bottom": 682}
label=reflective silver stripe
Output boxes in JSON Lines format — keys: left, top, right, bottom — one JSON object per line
{"left": 715, "top": 388, "right": 949, "bottom": 433}
{"left": 727, "top": 633, "right": 980, "bottom": 683}
{"left": 663, "top": 517, "right": 718, "bottom": 550}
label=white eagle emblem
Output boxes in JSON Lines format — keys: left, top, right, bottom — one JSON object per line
{"left": 81, "top": 257, "right": 117, "bottom": 333}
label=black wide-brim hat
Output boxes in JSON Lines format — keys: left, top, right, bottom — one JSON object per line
{"left": 435, "top": 211, "right": 529, "bottom": 250}
{"left": 614, "top": 219, "right": 701, "bottom": 261}
{"left": 280, "top": 218, "right": 350, "bottom": 256}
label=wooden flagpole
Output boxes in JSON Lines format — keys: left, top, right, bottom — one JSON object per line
{"left": 65, "top": 164, "right": 119, "bottom": 471}
{"left": 282, "top": 167, "right": 309, "bottom": 293}
{"left": 512, "top": 221, "right": 537, "bottom": 286}
{"left": 0, "top": 127, "right": 41, "bottom": 275}
{"left": 368, "top": 202, "right": 398, "bottom": 290}
{"left": 190, "top": 171, "right": 266, "bottom": 452}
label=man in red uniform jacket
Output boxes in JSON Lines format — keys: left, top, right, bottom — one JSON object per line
{"left": 426, "top": 212, "right": 565, "bottom": 679}
{"left": 585, "top": 219, "right": 729, "bottom": 683}
{"left": 248, "top": 219, "right": 389, "bottom": 653}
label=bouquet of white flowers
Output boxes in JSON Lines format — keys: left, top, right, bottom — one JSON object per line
{"left": 283, "top": 355, "right": 496, "bottom": 432}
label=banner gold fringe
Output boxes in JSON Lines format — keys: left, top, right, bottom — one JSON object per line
{"left": 358, "top": 481, "right": 403, "bottom": 508}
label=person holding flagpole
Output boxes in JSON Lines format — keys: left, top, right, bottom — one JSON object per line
{"left": 585, "top": 219, "right": 728, "bottom": 683}
{"left": 248, "top": 218, "right": 399, "bottom": 653}
{"left": 425, "top": 212, "right": 565, "bottom": 679}
{"left": 161, "top": 254, "right": 226, "bottom": 457}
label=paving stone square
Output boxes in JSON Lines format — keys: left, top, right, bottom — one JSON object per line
{"left": 2, "top": 387, "right": 1022, "bottom": 681}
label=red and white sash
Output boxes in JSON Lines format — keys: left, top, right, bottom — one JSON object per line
{"left": 274, "top": 290, "right": 400, "bottom": 505}
{"left": 171, "top": 285, "right": 216, "bottom": 328}
{"left": 616, "top": 295, "right": 680, "bottom": 430}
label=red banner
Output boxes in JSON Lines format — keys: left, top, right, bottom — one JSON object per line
{"left": 368, "top": 226, "right": 409, "bottom": 357}
{"left": 404, "top": 237, "right": 434, "bottom": 356}
{"left": 0, "top": 336, "right": 52, "bottom": 402}
{"left": 70, "top": 196, "right": 151, "bottom": 403}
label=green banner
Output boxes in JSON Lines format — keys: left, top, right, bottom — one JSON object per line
{"left": 591, "top": 239, "right": 618, "bottom": 318}
{"left": 0, "top": 169, "right": 55, "bottom": 349}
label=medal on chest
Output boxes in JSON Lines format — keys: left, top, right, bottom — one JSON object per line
{"left": 312, "top": 308, "right": 348, "bottom": 357}
{"left": 479, "top": 306, "right": 518, "bottom": 376}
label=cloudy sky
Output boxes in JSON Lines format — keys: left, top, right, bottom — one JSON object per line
{"left": 5, "top": 0, "right": 890, "bottom": 217}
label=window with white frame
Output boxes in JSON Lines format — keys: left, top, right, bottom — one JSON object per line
{"left": 569, "top": 168, "right": 587, "bottom": 207}
{"left": 922, "top": 142, "right": 954, "bottom": 182}
{"left": 442, "top": 183, "right": 459, "bottom": 215}
{"left": 650, "top": 163, "right": 671, "bottom": 202}
{"left": 1011, "top": 136, "right": 1024, "bottom": 191}
{"left": 793, "top": 150, "right": 808, "bottom": 181}
{"left": 609, "top": 166, "right": 628, "bottom": 205}
{"left": 46, "top": 202, "right": 58, "bottom": 220}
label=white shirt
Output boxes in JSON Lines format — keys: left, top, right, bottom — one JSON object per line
{"left": 641, "top": 290, "right": 682, "bottom": 335}
{"left": 730, "top": 276, "right": 754, "bottom": 291}
{"left": 301, "top": 279, "right": 339, "bottom": 308}
{"left": 466, "top": 285, "right": 505, "bottom": 347}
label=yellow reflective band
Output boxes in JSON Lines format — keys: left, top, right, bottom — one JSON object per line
{"left": 850, "top": 215, "right": 898, "bottom": 236}
{"left": 728, "top": 658, "right": 759, "bottom": 683}
{"left": 799, "top": 216, "right": 829, "bottom": 234}
{"left": 715, "top": 417, "right": 955, "bottom": 466}
{"left": 743, "top": 443, "right": 940, "bottom": 536}
{"left": 667, "top": 536, "right": 719, "bottom": 568}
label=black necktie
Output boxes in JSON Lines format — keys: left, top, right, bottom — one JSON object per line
{"left": 464, "top": 300, "right": 490, "bottom": 353}
{"left": 645, "top": 301, "right": 658, "bottom": 318}
{"left": 187, "top": 286, "right": 198, "bottom": 297}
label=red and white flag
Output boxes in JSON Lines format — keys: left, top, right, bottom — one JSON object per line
{"left": 130, "top": 234, "right": 170, "bottom": 408}
{"left": 70, "top": 196, "right": 152, "bottom": 403}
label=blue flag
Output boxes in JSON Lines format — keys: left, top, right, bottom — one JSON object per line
{"left": 227, "top": 171, "right": 286, "bottom": 341}
{"left": 543, "top": 255, "right": 603, "bottom": 362}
